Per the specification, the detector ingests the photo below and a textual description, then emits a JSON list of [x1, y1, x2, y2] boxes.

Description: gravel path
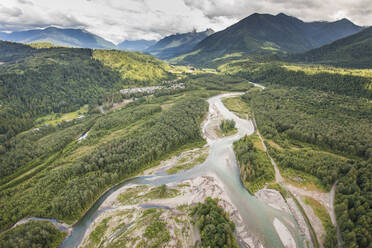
[[330, 181, 343, 248]]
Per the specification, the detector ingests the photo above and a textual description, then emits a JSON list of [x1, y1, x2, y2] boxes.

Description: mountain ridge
[[0, 27, 117, 50], [177, 13, 364, 65]]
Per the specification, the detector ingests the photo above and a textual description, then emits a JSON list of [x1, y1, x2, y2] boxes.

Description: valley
[[13, 91, 311, 248], [0, 4, 371, 248]]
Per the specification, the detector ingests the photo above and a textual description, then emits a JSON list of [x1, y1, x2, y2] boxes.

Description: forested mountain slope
[[0, 41, 174, 143], [0, 27, 117, 49], [146, 29, 214, 59], [290, 27, 372, 68], [177, 13, 363, 66], [0, 41, 37, 61]]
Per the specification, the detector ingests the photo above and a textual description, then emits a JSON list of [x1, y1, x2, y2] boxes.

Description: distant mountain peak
[[205, 28, 215, 35], [146, 28, 214, 60], [336, 18, 354, 25], [340, 18, 351, 22], [276, 13, 289, 17]]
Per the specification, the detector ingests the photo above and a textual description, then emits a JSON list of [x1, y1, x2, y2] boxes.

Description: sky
[[0, 0, 371, 44]]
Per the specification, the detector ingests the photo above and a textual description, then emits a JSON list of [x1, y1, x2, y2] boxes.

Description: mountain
[[291, 27, 372, 68], [117, 39, 157, 51], [302, 18, 366, 48], [146, 28, 214, 60], [178, 13, 363, 65], [0, 27, 117, 49]]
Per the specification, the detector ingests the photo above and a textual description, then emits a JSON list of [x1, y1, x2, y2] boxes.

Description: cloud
[[0, 5, 23, 17], [17, 0, 33, 5], [0, 0, 370, 43], [184, 0, 257, 19], [183, 0, 372, 25], [0, 8, 86, 32]]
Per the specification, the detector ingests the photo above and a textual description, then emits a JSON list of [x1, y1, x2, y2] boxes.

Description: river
[[14, 91, 306, 247]]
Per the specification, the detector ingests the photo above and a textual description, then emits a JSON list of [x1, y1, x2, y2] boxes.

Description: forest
[[243, 86, 371, 159], [191, 197, 238, 248], [233, 134, 274, 193], [242, 85, 371, 248], [0, 96, 208, 235], [0, 117, 95, 180]]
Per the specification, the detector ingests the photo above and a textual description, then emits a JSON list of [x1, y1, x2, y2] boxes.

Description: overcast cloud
[[0, 0, 371, 43]]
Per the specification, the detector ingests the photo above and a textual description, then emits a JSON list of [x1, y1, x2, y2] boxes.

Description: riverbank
[[80, 174, 264, 247], [273, 218, 297, 248]]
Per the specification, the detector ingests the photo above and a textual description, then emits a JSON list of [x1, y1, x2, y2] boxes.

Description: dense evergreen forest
[[243, 87, 371, 159], [0, 221, 65, 248], [0, 41, 37, 61], [233, 134, 274, 193], [242, 84, 371, 247], [191, 197, 238, 248], [232, 62, 371, 99], [0, 117, 97, 180]]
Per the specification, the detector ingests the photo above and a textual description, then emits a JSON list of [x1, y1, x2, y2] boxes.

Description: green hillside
[[0, 41, 174, 142], [290, 27, 372, 68], [93, 50, 173, 83], [0, 41, 37, 61]]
